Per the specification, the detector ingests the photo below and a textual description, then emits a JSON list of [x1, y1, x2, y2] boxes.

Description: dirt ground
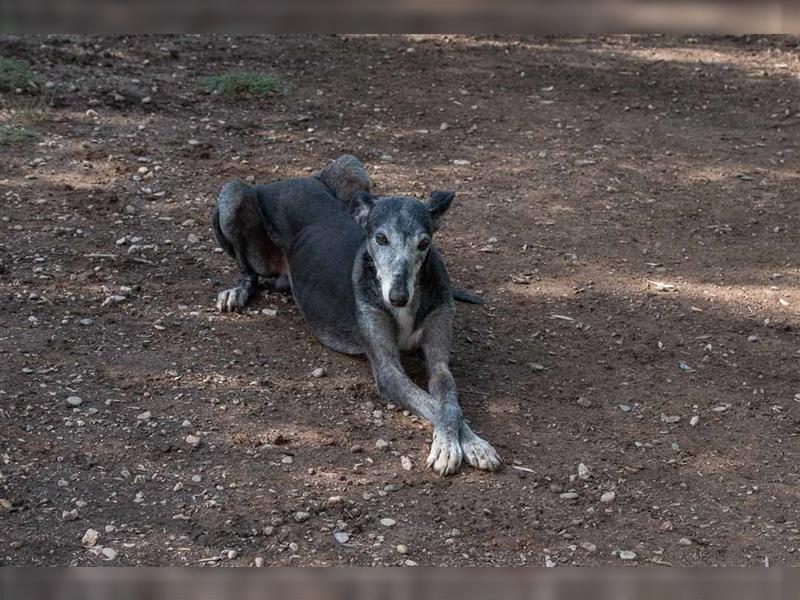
[[1, 34, 800, 567]]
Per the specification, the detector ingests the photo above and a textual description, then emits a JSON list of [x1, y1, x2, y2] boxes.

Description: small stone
[[350, 445, 364, 454], [404, 559, 418, 567], [136, 411, 152, 421], [578, 463, 591, 480], [679, 537, 693, 546], [187, 139, 201, 146], [185, 435, 201, 447], [66, 396, 83, 407], [79, 318, 94, 326], [576, 397, 592, 408], [191, 475, 202, 483], [294, 511, 310, 523], [254, 557, 265, 567], [690, 415, 700, 427], [310, 367, 326, 378], [375, 438, 389, 450], [62, 509, 78, 521], [452, 159, 471, 166], [82, 528, 99, 547], [187, 233, 200, 244], [380, 517, 397, 527], [661, 520, 674, 531], [560, 492, 579, 500], [57, 479, 68, 488], [288, 542, 299, 552], [173, 482, 184, 492], [529, 362, 546, 372], [619, 404, 631, 412], [400, 455, 412, 471], [281, 455, 294, 464], [396, 544, 409, 554], [226, 550, 238, 559], [619, 550, 637, 561], [101, 547, 118, 560], [747, 335, 759, 342], [105, 525, 116, 533], [579, 541, 597, 553], [334, 532, 350, 544], [440, 122, 449, 130], [600, 491, 616, 503]]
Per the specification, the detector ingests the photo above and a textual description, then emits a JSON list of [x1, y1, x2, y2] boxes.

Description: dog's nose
[[389, 289, 409, 307]]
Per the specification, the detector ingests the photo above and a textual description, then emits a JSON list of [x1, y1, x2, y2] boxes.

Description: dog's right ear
[[348, 191, 375, 227]]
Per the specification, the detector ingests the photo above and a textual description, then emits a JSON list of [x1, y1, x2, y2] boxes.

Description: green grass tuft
[[0, 124, 37, 147], [202, 72, 281, 96], [0, 57, 40, 91]]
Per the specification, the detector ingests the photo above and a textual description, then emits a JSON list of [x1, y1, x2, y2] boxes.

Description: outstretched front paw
[[216, 287, 249, 312], [426, 430, 463, 476], [461, 427, 501, 472]]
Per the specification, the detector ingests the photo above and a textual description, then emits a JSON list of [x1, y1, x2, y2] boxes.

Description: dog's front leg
[[423, 308, 501, 472], [361, 309, 463, 475]]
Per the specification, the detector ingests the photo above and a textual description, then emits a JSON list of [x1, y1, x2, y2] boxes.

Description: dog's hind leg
[[213, 181, 287, 312]]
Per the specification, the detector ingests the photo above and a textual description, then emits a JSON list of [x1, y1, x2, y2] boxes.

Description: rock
[[185, 435, 201, 447], [82, 528, 99, 547], [101, 547, 118, 560], [281, 455, 294, 464], [578, 463, 591, 480], [334, 532, 350, 544], [310, 367, 326, 378], [452, 159, 471, 166], [529, 362, 546, 372], [576, 397, 592, 408], [254, 557, 265, 567], [560, 492, 579, 500], [401, 455, 412, 471], [679, 537, 693, 546], [350, 445, 364, 454], [396, 544, 409, 554], [747, 335, 759, 342], [600, 491, 616, 503], [187, 139, 201, 146], [380, 517, 397, 527], [294, 511, 310, 523], [66, 396, 83, 407], [226, 550, 238, 559], [79, 318, 94, 326], [375, 438, 389, 450], [661, 520, 674, 531], [690, 415, 700, 427], [579, 541, 597, 553], [619, 550, 637, 561], [187, 233, 200, 244], [136, 411, 152, 421], [619, 404, 631, 412], [404, 559, 418, 567], [62, 509, 78, 521], [101, 295, 126, 307]]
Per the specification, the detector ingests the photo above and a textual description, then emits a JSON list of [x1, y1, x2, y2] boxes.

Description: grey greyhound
[[211, 155, 500, 475]]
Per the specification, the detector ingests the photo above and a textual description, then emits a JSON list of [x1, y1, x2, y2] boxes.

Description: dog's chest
[[391, 305, 423, 350]]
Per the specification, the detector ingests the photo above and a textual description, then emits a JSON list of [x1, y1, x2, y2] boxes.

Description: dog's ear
[[426, 191, 455, 231], [348, 191, 375, 228]]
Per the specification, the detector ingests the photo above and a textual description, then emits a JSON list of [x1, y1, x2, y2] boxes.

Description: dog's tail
[[314, 154, 371, 205], [452, 288, 485, 305]]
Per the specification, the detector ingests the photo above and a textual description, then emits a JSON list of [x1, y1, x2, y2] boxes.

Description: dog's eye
[[417, 239, 430, 251], [375, 233, 389, 245]]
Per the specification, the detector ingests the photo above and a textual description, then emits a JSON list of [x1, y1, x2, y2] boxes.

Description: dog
[[211, 155, 500, 475]]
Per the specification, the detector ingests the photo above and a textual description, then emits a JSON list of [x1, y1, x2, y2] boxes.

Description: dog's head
[[350, 191, 454, 308]]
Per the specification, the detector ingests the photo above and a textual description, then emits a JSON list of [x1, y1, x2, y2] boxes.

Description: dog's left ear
[[348, 191, 375, 228], [426, 191, 455, 231]]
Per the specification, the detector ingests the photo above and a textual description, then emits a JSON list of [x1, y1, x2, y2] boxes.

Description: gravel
[[66, 396, 83, 407]]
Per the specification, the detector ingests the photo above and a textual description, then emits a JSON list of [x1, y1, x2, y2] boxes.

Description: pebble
[[661, 520, 674, 531], [579, 541, 597, 553], [294, 511, 311, 523], [375, 439, 389, 450], [310, 367, 326, 378], [679, 537, 693, 546], [136, 411, 152, 421], [334, 532, 350, 544], [79, 318, 94, 326], [578, 463, 591, 480], [690, 415, 700, 427], [747, 335, 759, 342], [281, 455, 294, 464], [101, 547, 118, 560], [560, 492, 579, 500], [576, 397, 592, 408], [380, 517, 397, 527], [185, 435, 201, 447], [62, 509, 78, 521], [226, 550, 238, 559], [452, 159, 471, 166], [600, 491, 616, 503], [82, 528, 99, 547], [619, 550, 637, 561], [619, 404, 631, 412], [400, 456, 412, 471], [66, 396, 83, 407], [396, 544, 409, 554], [254, 557, 265, 567], [187, 233, 200, 244]]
